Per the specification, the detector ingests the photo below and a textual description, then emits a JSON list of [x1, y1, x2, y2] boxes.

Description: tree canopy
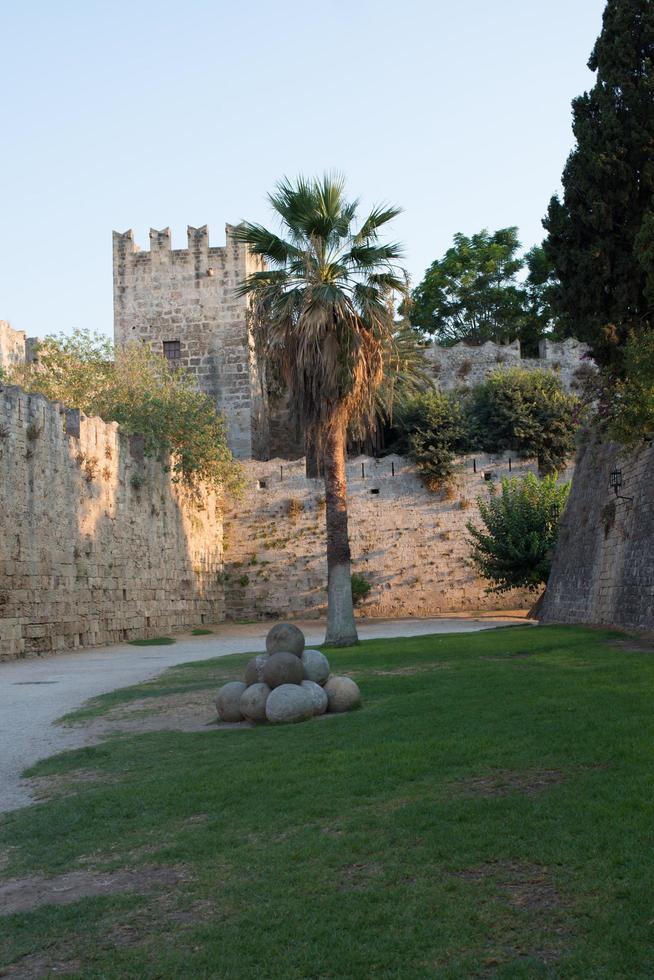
[[407, 228, 558, 355], [543, 0, 654, 368]]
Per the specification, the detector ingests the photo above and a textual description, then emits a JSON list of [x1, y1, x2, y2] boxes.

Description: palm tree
[[236, 174, 407, 646]]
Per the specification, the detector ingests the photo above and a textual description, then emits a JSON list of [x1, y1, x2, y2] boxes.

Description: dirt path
[[0, 615, 528, 813]]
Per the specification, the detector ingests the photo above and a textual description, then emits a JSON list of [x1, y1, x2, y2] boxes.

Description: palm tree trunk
[[323, 419, 358, 647]]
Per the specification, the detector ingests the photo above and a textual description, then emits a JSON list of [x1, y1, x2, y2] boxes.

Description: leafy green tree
[[407, 228, 535, 348], [604, 329, 654, 443], [8, 330, 242, 495], [393, 390, 469, 487], [235, 175, 406, 646], [524, 245, 568, 348], [543, 0, 654, 368], [467, 368, 579, 473], [467, 473, 570, 593]]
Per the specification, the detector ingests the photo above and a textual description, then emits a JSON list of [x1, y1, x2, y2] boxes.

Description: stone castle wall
[[0, 385, 224, 661], [0, 322, 28, 373], [425, 337, 592, 394], [541, 438, 654, 632], [113, 224, 268, 460], [222, 453, 548, 622]]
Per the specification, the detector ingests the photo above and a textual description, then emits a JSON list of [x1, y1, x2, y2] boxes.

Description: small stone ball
[[265, 683, 314, 724], [265, 623, 305, 658], [301, 648, 330, 686], [324, 676, 362, 714], [240, 682, 271, 723], [215, 681, 247, 722], [262, 651, 305, 689], [244, 653, 269, 687], [301, 679, 328, 716]]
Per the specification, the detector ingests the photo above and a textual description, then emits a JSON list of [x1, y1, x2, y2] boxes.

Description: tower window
[[163, 340, 181, 364]]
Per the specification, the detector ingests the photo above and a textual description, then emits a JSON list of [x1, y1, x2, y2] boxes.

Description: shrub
[[351, 573, 372, 606], [8, 330, 243, 496], [466, 473, 570, 593], [604, 330, 654, 444], [393, 390, 469, 487], [467, 367, 578, 473]]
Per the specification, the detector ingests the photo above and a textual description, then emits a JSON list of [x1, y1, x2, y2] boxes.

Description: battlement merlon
[[112, 224, 255, 262]]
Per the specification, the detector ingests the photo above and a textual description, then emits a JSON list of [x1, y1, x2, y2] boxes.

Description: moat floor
[[0, 614, 529, 813]]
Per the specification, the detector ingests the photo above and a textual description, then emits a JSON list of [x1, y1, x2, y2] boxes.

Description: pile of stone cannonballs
[[214, 623, 361, 725]]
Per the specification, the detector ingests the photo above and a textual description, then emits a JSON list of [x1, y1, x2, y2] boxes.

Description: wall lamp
[[609, 467, 633, 502]]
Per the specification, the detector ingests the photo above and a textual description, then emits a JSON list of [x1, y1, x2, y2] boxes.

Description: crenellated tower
[[112, 223, 269, 460]]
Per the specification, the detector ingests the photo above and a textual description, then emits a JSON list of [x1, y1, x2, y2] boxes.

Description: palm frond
[[354, 205, 403, 244], [232, 223, 299, 265], [237, 173, 407, 442]]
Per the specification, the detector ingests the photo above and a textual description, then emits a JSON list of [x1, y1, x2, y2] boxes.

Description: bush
[[8, 330, 243, 496], [604, 330, 654, 444], [393, 390, 469, 486], [466, 473, 570, 593], [467, 367, 578, 473], [351, 573, 372, 606]]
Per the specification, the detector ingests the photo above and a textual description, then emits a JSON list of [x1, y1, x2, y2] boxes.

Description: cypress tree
[[543, 0, 654, 367]]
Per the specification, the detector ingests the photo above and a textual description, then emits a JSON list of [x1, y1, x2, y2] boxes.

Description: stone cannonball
[[265, 683, 314, 724], [215, 681, 247, 722], [240, 682, 271, 723], [301, 679, 328, 716], [244, 653, 269, 687], [301, 648, 330, 686], [324, 676, 362, 714], [265, 623, 305, 658], [262, 651, 305, 689]]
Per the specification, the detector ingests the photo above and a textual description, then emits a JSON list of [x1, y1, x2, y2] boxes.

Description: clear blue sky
[[1, 0, 606, 340]]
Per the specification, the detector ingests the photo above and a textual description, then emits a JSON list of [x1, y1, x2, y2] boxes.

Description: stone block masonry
[[425, 337, 592, 394], [0, 385, 224, 660], [0, 321, 36, 373], [222, 453, 547, 621], [113, 224, 269, 460], [541, 439, 654, 631]]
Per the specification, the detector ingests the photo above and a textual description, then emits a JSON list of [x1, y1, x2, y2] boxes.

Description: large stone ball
[[244, 653, 269, 687], [324, 676, 362, 714], [240, 682, 271, 723], [215, 681, 247, 722], [265, 683, 314, 724], [301, 679, 328, 716], [301, 648, 330, 686], [265, 623, 305, 658], [262, 651, 304, 689]]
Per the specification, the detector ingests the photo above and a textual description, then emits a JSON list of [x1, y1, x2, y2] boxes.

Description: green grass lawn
[[2, 625, 653, 978]]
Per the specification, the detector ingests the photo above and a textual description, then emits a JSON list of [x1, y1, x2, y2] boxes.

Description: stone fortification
[[0, 321, 34, 373], [541, 439, 654, 632], [113, 224, 268, 460], [425, 337, 591, 393], [0, 385, 224, 660], [222, 453, 545, 621]]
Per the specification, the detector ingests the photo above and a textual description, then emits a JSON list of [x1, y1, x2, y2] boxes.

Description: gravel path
[[0, 615, 527, 813]]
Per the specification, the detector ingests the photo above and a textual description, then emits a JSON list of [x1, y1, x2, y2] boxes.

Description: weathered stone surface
[[113, 225, 268, 460], [301, 649, 330, 686], [222, 453, 557, 624], [240, 682, 271, 723], [301, 679, 328, 715], [262, 651, 304, 688], [541, 437, 654, 632], [215, 681, 247, 722], [244, 654, 269, 686], [0, 386, 225, 662], [265, 683, 314, 724], [324, 676, 361, 713], [265, 623, 305, 657]]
